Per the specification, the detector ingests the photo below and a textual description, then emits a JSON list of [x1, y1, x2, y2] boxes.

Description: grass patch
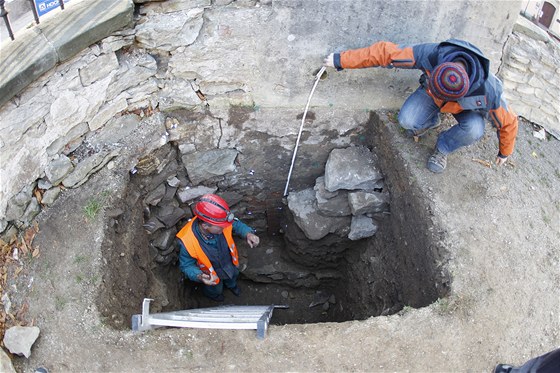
[[83, 199, 102, 219], [55, 295, 67, 311], [388, 110, 399, 124], [74, 254, 87, 264], [90, 274, 100, 284], [434, 297, 456, 315], [399, 305, 414, 314], [83, 190, 111, 220], [542, 208, 551, 225]]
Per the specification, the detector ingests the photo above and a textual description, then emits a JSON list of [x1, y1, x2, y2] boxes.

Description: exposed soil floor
[[4, 111, 560, 372]]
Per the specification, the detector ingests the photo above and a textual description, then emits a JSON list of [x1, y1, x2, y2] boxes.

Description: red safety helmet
[[193, 194, 234, 227]]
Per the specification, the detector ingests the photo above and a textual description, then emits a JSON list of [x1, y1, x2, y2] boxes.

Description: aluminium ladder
[[132, 298, 288, 339]]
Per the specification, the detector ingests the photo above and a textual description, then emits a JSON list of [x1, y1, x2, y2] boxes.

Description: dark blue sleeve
[[232, 219, 254, 238], [411, 43, 440, 70], [178, 240, 203, 282], [334, 53, 343, 71]]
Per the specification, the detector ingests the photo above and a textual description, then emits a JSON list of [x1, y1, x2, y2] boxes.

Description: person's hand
[[495, 155, 508, 167], [198, 272, 218, 285], [246, 232, 260, 248], [323, 53, 335, 68]]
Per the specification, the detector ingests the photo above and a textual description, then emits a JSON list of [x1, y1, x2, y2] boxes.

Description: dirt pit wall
[[96, 110, 450, 327]]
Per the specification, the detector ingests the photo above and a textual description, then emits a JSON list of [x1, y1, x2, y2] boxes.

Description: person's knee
[[464, 119, 485, 143], [397, 110, 416, 130]]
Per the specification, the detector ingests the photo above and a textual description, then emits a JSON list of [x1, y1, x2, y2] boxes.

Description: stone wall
[[499, 16, 560, 139], [0, 0, 523, 231]]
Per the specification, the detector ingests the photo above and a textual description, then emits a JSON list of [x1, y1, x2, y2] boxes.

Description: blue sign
[[34, 0, 71, 17]]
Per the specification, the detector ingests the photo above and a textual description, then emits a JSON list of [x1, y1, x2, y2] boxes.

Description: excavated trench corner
[[96, 111, 450, 328]]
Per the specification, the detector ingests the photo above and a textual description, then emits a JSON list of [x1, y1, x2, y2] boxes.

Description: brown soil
[[3, 111, 559, 372]]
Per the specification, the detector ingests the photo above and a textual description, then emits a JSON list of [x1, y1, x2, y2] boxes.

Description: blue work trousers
[[203, 269, 239, 299], [398, 87, 486, 154]]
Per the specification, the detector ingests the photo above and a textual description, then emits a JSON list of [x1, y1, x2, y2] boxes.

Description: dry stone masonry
[[500, 16, 560, 139], [130, 144, 240, 266], [287, 146, 389, 242], [0, 0, 554, 242]]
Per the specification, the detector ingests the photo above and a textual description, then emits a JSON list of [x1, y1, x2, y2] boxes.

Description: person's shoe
[[228, 285, 241, 297], [405, 116, 442, 138], [427, 148, 447, 173], [494, 364, 514, 373], [206, 293, 225, 302]]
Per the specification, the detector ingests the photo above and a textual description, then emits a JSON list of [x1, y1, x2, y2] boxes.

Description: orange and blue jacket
[[333, 39, 518, 157], [176, 217, 239, 285]]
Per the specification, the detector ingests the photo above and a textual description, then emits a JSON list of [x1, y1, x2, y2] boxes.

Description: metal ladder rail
[[132, 299, 288, 339]]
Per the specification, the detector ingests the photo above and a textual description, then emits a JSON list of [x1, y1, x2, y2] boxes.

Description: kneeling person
[[177, 194, 260, 302]]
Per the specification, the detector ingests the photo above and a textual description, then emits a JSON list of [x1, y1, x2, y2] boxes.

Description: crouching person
[[177, 194, 260, 302]]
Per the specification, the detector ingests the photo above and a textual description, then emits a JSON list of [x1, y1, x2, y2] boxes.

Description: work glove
[[246, 232, 260, 248], [323, 53, 335, 68], [495, 155, 508, 166], [198, 272, 218, 286]]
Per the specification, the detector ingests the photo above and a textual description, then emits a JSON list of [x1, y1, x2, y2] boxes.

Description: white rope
[[283, 66, 326, 197]]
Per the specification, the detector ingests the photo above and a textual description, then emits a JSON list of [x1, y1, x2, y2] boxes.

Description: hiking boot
[[405, 116, 441, 138], [206, 293, 225, 302], [493, 364, 514, 373], [427, 148, 447, 173], [228, 285, 241, 297]]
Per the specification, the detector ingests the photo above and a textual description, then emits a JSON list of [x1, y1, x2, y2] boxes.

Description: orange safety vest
[[176, 217, 239, 285]]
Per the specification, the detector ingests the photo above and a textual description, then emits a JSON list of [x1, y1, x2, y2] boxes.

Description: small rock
[[156, 206, 187, 228], [2, 293, 11, 313], [144, 184, 166, 206], [176, 185, 218, 204], [152, 229, 178, 251], [3, 326, 40, 358], [348, 215, 378, 240], [533, 127, 546, 140], [41, 187, 62, 206], [143, 217, 165, 234], [45, 155, 74, 185], [37, 179, 52, 190], [309, 291, 330, 308], [155, 253, 175, 265], [106, 208, 124, 218], [0, 348, 16, 373], [217, 191, 243, 207], [167, 176, 181, 188], [136, 154, 160, 175], [281, 291, 289, 298]]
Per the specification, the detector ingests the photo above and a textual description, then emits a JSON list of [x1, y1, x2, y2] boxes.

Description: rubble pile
[[286, 146, 390, 243]]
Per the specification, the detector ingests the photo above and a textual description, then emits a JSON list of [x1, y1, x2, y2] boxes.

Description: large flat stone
[[0, 29, 57, 108], [38, 0, 133, 63], [324, 146, 383, 192], [287, 188, 351, 241], [182, 149, 238, 185], [0, 0, 133, 108]]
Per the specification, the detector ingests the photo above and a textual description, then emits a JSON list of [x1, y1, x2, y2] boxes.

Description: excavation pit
[[95, 110, 451, 328]]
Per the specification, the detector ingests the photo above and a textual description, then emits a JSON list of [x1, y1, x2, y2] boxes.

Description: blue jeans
[[398, 87, 486, 154], [203, 268, 239, 299]]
